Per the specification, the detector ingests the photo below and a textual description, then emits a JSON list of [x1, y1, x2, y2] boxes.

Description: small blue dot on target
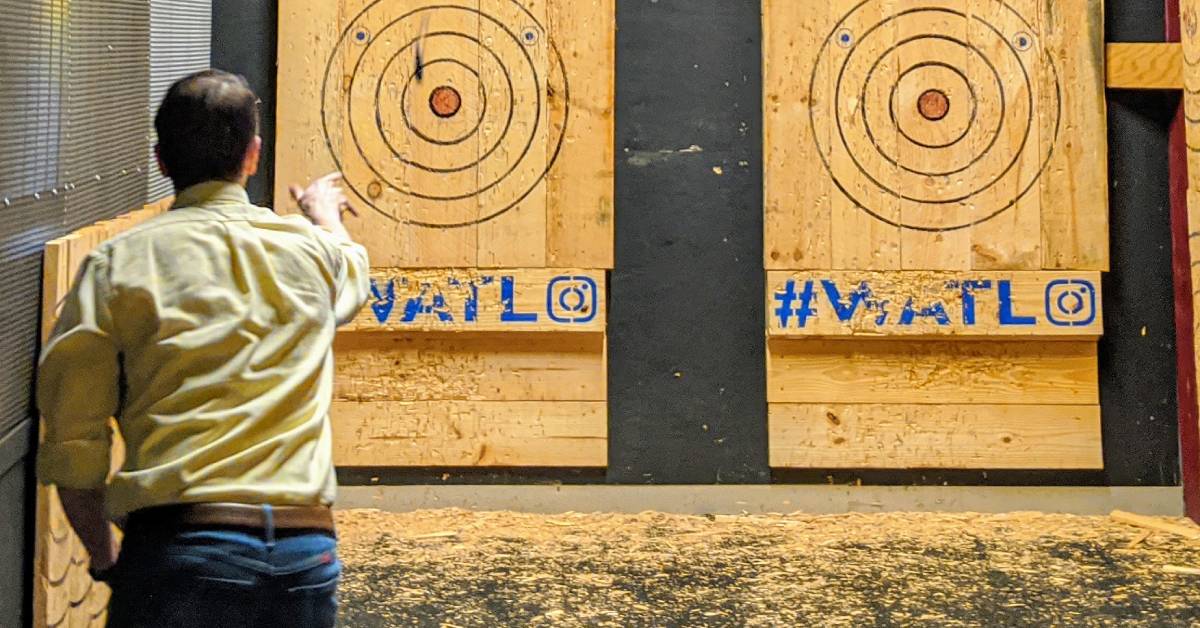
[[1014, 32, 1032, 50], [836, 29, 853, 48], [522, 28, 538, 45], [355, 30, 369, 43]]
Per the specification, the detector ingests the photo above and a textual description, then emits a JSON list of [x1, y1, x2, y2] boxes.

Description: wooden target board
[[277, 0, 614, 268], [277, 0, 613, 469], [765, 0, 1107, 271], [763, 0, 1107, 471]]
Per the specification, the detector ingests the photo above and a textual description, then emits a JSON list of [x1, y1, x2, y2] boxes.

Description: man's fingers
[[317, 171, 343, 186], [341, 200, 360, 218], [288, 185, 304, 203]]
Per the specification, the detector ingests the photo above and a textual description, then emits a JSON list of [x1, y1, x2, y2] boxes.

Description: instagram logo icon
[[547, 276, 598, 324], [1044, 279, 1097, 327]]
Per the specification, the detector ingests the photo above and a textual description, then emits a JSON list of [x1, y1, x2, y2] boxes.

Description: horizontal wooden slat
[[331, 401, 607, 467], [333, 332, 606, 402], [1106, 42, 1182, 90], [767, 271, 1103, 338], [768, 339, 1098, 405], [769, 403, 1103, 469], [345, 268, 605, 333]]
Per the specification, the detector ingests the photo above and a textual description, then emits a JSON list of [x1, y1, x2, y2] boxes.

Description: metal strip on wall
[[148, 0, 212, 200], [61, 0, 151, 233]]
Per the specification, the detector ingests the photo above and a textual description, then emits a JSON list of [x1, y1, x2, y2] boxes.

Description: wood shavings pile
[[335, 509, 1200, 626]]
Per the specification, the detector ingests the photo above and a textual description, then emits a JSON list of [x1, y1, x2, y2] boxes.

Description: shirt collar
[[171, 181, 251, 210]]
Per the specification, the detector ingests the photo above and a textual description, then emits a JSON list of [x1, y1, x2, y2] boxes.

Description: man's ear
[[243, 136, 263, 178], [154, 145, 169, 178]]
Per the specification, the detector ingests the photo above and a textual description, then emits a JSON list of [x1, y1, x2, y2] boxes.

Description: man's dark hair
[[155, 70, 259, 190]]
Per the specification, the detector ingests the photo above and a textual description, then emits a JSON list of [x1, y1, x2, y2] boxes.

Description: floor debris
[[336, 509, 1200, 626]]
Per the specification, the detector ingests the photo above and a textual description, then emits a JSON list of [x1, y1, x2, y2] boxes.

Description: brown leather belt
[[127, 503, 335, 534]]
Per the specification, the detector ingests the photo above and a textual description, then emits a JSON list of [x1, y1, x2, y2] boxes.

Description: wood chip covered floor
[[335, 509, 1200, 626]]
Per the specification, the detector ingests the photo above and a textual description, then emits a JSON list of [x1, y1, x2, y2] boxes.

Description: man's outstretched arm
[[291, 172, 371, 325]]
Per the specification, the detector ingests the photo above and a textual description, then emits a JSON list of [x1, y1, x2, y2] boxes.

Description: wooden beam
[[1106, 42, 1183, 90], [769, 403, 1103, 469], [767, 339, 1099, 406], [343, 268, 606, 334], [333, 332, 606, 402], [330, 400, 608, 467], [767, 271, 1103, 339]]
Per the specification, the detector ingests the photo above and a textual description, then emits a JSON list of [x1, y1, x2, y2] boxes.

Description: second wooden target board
[[277, 0, 614, 268], [764, 0, 1107, 271]]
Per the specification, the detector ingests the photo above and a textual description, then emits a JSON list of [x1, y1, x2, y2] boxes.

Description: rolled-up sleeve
[[36, 251, 120, 489], [317, 228, 371, 326]]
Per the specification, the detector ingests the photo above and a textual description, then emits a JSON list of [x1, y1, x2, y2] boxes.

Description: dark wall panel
[[212, 0, 278, 206], [608, 0, 768, 484], [0, 458, 30, 627], [1100, 107, 1179, 483]]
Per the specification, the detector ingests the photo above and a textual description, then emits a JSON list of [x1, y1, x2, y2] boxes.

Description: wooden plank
[[1111, 510, 1200, 539], [763, 0, 832, 270], [898, 3, 971, 270], [330, 400, 607, 466], [768, 403, 1103, 469], [34, 202, 168, 628], [767, 270, 1103, 337], [767, 338, 1099, 405], [1040, 0, 1109, 270], [477, 0, 548, 267], [828, 0, 901, 271], [1182, 0, 1200, 523], [334, 332, 606, 401], [545, 0, 615, 268], [344, 268, 605, 333], [1106, 43, 1183, 90], [275, 0, 615, 269]]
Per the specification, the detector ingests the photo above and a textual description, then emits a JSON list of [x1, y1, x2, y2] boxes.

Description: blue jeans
[[104, 506, 341, 628]]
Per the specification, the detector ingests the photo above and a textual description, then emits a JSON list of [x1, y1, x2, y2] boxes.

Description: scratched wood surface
[[763, 0, 1108, 272], [763, 0, 1105, 469], [767, 339, 1099, 406], [330, 400, 607, 466], [334, 332, 606, 402], [275, 0, 614, 269], [33, 199, 171, 628], [346, 268, 605, 333], [767, 270, 1103, 338], [769, 403, 1103, 469], [334, 267, 608, 467], [767, 337, 1102, 468]]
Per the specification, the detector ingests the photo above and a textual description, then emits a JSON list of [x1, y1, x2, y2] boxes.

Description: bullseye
[[917, 89, 950, 121], [429, 85, 462, 118]]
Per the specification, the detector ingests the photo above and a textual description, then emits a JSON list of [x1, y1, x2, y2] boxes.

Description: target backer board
[[276, 0, 614, 269], [277, 0, 613, 468], [763, 0, 1106, 470]]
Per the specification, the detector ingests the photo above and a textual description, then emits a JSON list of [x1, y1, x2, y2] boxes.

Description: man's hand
[[58, 488, 120, 573], [289, 172, 358, 238]]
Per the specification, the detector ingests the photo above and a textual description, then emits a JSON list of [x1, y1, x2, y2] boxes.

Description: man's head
[[155, 70, 262, 191]]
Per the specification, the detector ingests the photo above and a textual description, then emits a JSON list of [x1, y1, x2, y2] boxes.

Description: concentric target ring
[[321, 1, 571, 229], [367, 33, 513, 173], [809, 0, 1061, 232], [394, 58, 488, 148]]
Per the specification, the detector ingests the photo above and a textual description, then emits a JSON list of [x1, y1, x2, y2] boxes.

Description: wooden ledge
[[1107, 42, 1182, 90]]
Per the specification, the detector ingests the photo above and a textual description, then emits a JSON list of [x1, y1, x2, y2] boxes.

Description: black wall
[[607, 1, 768, 484], [212, 0, 278, 206], [214, 0, 1183, 488]]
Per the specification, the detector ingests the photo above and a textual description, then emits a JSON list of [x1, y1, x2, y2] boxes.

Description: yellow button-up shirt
[[36, 181, 370, 519]]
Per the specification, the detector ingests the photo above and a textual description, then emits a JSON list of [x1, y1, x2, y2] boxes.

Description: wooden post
[[1172, 0, 1200, 523]]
